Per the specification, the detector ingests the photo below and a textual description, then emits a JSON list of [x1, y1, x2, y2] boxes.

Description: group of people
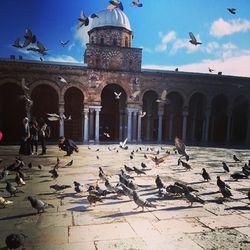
[[19, 117, 79, 157], [19, 117, 50, 155]]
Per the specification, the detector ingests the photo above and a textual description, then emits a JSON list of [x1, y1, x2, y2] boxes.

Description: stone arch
[[29, 79, 60, 96], [0, 81, 26, 143], [187, 92, 207, 142], [167, 88, 188, 107], [164, 91, 184, 140], [61, 83, 88, 104], [31, 84, 59, 140], [100, 83, 127, 141], [231, 95, 248, 144], [64, 87, 84, 140], [210, 94, 228, 143], [141, 90, 158, 141]]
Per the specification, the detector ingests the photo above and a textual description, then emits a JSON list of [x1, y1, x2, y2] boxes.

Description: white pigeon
[[130, 0, 143, 7], [114, 91, 122, 99], [130, 90, 140, 101], [104, 133, 110, 138], [119, 138, 128, 149], [156, 90, 168, 103], [0, 196, 13, 207], [139, 111, 146, 118], [57, 76, 68, 84], [21, 78, 29, 91]]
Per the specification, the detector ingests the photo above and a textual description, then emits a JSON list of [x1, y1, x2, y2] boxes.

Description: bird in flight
[[208, 67, 214, 73], [228, 8, 236, 14], [107, 0, 124, 11], [57, 76, 68, 84], [59, 40, 70, 47], [189, 32, 202, 46], [114, 91, 122, 99], [156, 90, 168, 104], [130, 0, 143, 7]]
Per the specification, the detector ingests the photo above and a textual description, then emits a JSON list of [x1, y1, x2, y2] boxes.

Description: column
[[127, 108, 132, 143], [182, 110, 188, 141], [119, 110, 123, 141], [137, 110, 142, 143], [25, 104, 31, 120], [59, 103, 65, 137], [94, 106, 101, 144], [190, 116, 196, 141], [132, 110, 137, 143], [168, 113, 174, 140], [89, 108, 95, 141], [157, 111, 163, 143], [226, 108, 232, 144], [83, 108, 89, 143]]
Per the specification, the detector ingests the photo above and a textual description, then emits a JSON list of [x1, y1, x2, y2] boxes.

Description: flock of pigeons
[[1, 136, 250, 248]]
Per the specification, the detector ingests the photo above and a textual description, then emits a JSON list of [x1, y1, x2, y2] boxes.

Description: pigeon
[[50, 184, 71, 192], [87, 194, 103, 205], [0, 196, 13, 208], [57, 76, 68, 84], [120, 169, 134, 179], [222, 162, 230, 172], [36, 41, 48, 55], [220, 186, 233, 199], [189, 32, 202, 46], [248, 190, 250, 202], [175, 182, 198, 193], [65, 160, 73, 167], [201, 168, 211, 181], [12, 38, 22, 48], [5, 181, 24, 197], [59, 40, 70, 47], [178, 159, 192, 171], [120, 183, 134, 199], [24, 28, 36, 43], [132, 191, 156, 211], [228, 8, 236, 14], [28, 162, 33, 169], [208, 67, 214, 72], [107, 0, 124, 11], [21, 78, 29, 91], [15, 173, 25, 186], [155, 175, 165, 190], [19, 94, 33, 107], [128, 180, 138, 190], [144, 154, 148, 159], [233, 155, 241, 162], [133, 166, 146, 175], [27, 196, 54, 213], [231, 172, 247, 181], [105, 179, 116, 192], [119, 174, 129, 186], [166, 184, 184, 196], [217, 176, 231, 189], [174, 137, 189, 161], [104, 132, 110, 138], [40, 57, 43, 61], [124, 165, 134, 173], [139, 111, 146, 118], [38, 164, 43, 170], [78, 10, 89, 28], [183, 188, 205, 206], [114, 91, 122, 99], [242, 166, 250, 177], [73, 181, 84, 193], [130, 155, 133, 160], [99, 167, 108, 181], [130, 90, 140, 101], [90, 13, 99, 18], [5, 233, 27, 250], [156, 90, 168, 103], [150, 155, 168, 167], [120, 138, 128, 149], [141, 162, 147, 169], [130, 0, 143, 7], [49, 168, 58, 179]]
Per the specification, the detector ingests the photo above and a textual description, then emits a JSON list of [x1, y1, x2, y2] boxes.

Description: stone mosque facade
[[1, 8, 250, 146]]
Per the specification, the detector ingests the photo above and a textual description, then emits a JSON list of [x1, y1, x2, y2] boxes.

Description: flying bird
[[21, 78, 29, 91], [130, 90, 140, 101], [174, 137, 189, 161], [23, 28, 36, 48], [120, 138, 128, 149], [156, 90, 168, 103], [208, 67, 214, 72], [150, 155, 168, 167], [0, 196, 13, 208], [228, 8, 236, 14], [130, 0, 143, 7], [57, 76, 68, 84], [36, 41, 48, 55], [78, 10, 89, 27], [114, 91, 122, 99], [189, 32, 202, 46], [12, 38, 22, 48], [20, 94, 33, 107], [59, 40, 70, 47], [107, 0, 124, 11], [139, 111, 146, 118]]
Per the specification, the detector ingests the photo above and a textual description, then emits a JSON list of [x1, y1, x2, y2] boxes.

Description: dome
[[90, 8, 131, 31]]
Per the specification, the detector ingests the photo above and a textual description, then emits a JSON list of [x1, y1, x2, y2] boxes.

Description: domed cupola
[[88, 8, 132, 48], [84, 8, 142, 72]]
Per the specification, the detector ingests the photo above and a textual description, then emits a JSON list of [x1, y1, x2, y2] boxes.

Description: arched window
[[125, 37, 128, 47]]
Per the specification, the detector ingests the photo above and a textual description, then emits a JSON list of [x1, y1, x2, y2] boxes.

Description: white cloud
[[47, 55, 81, 63], [155, 31, 176, 52], [210, 18, 250, 37], [142, 52, 250, 77]]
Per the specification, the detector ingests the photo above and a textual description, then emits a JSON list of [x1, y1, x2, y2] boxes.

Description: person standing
[[39, 119, 50, 155], [19, 117, 31, 155], [30, 120, 39, 155]]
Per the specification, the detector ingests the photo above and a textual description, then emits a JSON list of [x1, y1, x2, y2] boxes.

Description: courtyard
[[0, 144, 250, 250]]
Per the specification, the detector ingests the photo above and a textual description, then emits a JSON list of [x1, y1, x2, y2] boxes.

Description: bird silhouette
[[228, 8, 236, 14], [189, 32, 202, 46]]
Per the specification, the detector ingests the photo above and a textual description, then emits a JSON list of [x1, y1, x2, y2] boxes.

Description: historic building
[[1, 8, 250, 145]]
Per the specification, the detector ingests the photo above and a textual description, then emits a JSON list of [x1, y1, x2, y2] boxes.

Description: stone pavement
[[0, 144, 250, 250]]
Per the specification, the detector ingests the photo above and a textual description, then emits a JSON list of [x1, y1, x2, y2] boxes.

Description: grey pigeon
[[233, 155, 241, 162], [189, 32, 202, 46], [222, 162, 230, 172], [27, 196, 54, 213], [175, 182, 198, 193], [166, 184, 184, 196], [220, 186, 233, 199], [65, 160, 73, 167], [74, 181, 84, 193], [217, 176, 231, 189], [5, 181, 24, 197], [87, 194, 103, 205], [174, 137, 189, 161], [124, 165, 134, 173], [183, 189, 205, 206], [202, 168, 211, 181], [132, 190, 156, 211], [50, 184, 71, 191], [133, 166, 146, 175], [155, 175, 165, 190], [231, 172, 247, 181]]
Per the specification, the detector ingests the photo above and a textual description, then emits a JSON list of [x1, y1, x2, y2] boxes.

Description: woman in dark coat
[[19, 117, 31, 155]]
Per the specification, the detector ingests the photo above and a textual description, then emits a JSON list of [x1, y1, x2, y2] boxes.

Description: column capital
[[158, 110, 164, 116], [127, 107, 138, 113]]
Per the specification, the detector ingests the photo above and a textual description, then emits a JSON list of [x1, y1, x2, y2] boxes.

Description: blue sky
[[1, 0, 250, 76]]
